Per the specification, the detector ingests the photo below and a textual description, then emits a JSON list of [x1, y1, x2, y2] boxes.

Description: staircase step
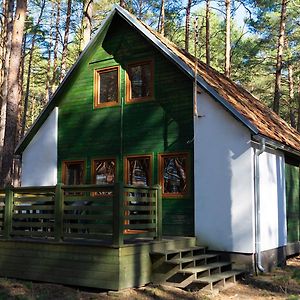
[[167, 254, 217, 265], [179, 261, 231, 275], [151, 246, 206, 256], [194, 270, 243, 284]]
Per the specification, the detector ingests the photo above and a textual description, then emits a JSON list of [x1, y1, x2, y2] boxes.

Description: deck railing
[[0, 183, 162, 246]]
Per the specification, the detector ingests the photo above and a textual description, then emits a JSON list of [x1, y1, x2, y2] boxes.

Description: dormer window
[[126, 60, 153, 102], [94, 66, 119, 108]]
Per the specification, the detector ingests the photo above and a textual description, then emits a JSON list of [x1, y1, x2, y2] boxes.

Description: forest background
[[0, 0, 298, 186]]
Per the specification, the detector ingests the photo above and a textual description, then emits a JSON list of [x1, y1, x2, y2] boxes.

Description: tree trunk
[[51, 0, 61, 93], [185, 0, 192, 52], [21, 0, 46, 137], [46, 1, 55, 101], [60, 0, 72, 82], [273, 0, 287, 114], [81, 0, 93, 51], [224, 0, 231, 77], [159, 0, 165, 36], [120, 0, 126, 8], [287, 63, 296, 128], [205, 0, 211, 66], [0, 0, 27, 186], [0, 0, 15, 166]]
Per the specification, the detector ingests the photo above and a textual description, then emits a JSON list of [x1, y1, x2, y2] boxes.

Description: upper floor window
[[94, 66, 119, 108], [62, 160, 85, 185], [126, 60, 153, 102]]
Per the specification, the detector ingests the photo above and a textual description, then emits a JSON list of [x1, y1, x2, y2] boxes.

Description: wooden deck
[[0, 183, 170, 290]]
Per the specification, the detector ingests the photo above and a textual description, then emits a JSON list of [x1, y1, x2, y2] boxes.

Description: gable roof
[[16, 5, 300, 156]]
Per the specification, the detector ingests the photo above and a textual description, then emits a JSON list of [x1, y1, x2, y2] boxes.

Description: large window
[[94, 66, 119, 108], [125, 155, 152, 186], [92, 159, 116, 185], [126, 60, 153, 102], [159, 153, 189, 197], [62, 160, 85, 185]]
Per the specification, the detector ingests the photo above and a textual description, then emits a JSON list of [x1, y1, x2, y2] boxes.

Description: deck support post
[[154, 185, 162, 241], [4, 185, 13, 239], [113, 182, 124, 246], [54, 183, 64, 242]]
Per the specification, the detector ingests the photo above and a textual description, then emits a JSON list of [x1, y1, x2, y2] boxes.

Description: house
[[6, 4, 300, 288]]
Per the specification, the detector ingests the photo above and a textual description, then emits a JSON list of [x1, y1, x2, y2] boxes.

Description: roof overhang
[[252, 134, 300, 158]]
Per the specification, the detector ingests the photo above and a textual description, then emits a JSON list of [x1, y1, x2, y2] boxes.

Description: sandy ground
[[0, 256, 300, 299]]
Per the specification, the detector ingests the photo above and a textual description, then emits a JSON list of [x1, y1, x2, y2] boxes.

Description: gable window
[[92, 159, 116, 185], [159, 153, 189, 197], [62, 160, 85, 185], [94, 66, 119, 108], [126, 60, 153, 102], [125, 155, 152, 186]]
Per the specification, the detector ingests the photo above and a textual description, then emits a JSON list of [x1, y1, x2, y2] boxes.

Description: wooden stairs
[[151, 245, 243, 290]]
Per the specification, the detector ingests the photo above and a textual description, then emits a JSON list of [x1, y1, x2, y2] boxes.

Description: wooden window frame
[[62, 160, 85, 185], [91, 157, 117, 185], [126, 60, 154, 103], [158, 152, 189, 198], [124, 154, 153, 186], [94, 66, 120, 109]]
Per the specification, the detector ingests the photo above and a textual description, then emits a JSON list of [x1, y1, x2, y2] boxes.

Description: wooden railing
[[0, 183, 162, 246]]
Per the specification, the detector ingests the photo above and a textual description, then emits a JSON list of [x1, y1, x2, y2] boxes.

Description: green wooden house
[[0, 4, 299, 290]]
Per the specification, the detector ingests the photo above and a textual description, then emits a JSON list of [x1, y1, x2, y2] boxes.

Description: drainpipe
[[254, 137, 266, 273]]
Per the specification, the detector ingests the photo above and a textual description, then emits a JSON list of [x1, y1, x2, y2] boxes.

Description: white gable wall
[[194, 90, 287, 254], [194, 91, 255, 253], [21, 108, 58, 186], [258, 148, 287, 251]]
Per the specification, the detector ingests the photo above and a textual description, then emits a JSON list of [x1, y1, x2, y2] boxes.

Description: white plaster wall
[[258, 148, 287, 251], [194, 91, 255, 253], [21, 108, 58, 186]]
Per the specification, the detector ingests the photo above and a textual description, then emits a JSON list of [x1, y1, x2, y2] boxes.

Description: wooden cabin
[[0, 5, 299, 290]]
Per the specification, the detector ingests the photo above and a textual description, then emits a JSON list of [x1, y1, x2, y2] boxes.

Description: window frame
[[94, 66, 120, 109], [158, 152, 190, 198], [124, 154, 153, 187], [126, 60, 154, 103], [62, 160, 85, 185], [91, 157, 117, 185]]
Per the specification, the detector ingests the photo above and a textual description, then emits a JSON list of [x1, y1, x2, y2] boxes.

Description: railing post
[[113, 182, 124, 246], [154, 184, 162, 241], [54, 183, 64, 242], [4, 185, 13, 239]]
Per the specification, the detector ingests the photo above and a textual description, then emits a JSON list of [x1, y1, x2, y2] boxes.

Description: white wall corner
[[21, 107, 58, 187]]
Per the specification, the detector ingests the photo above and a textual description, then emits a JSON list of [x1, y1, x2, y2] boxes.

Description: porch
[[0, 183, 169, 290]]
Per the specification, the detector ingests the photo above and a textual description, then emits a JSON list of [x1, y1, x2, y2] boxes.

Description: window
[[62, 161, 85, 185], [159, 153, 189, 197], [126, 60, 153, 102], [125, 155, 152, 186], [92, 159, 116, 185], [94, 66, 119, 108]]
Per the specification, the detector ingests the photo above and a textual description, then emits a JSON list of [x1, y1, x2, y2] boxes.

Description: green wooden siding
[[285, 160, 300, 243], [57, 16, 194, 236]]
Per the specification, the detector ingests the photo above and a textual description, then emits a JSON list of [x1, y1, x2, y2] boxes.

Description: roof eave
[[253, 134, 300, 158]]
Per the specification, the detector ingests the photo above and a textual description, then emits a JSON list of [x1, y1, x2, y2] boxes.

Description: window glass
[[94, 67, 119, 107], [160, 154, 188, 195], [63, 161, 84, 185], [127, 61, 152, 101], [126, 156, 151, 186], [93, 159, 116, 185]]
